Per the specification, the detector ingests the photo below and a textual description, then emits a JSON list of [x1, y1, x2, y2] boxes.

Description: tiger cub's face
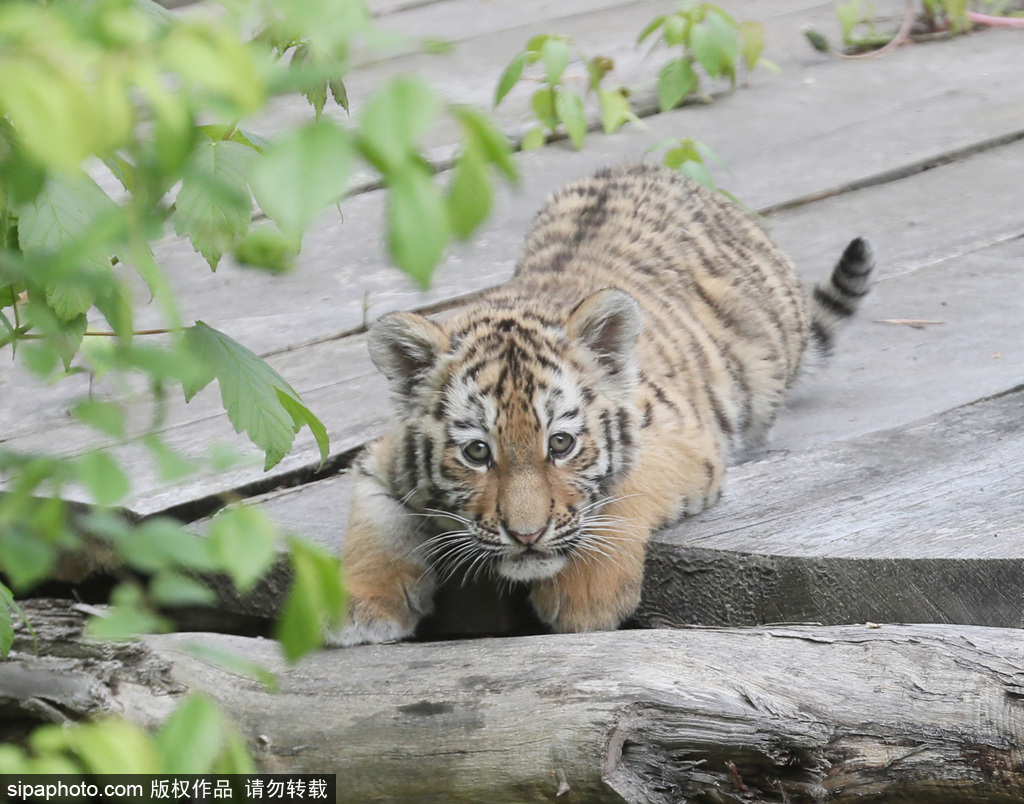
[[369, 290, 643, 583]]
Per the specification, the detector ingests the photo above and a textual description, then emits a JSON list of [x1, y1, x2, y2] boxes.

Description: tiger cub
[[330, 162, 873, 646]]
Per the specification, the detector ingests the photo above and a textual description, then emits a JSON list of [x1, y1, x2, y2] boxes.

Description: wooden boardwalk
[[2, 0, 1022, 632]]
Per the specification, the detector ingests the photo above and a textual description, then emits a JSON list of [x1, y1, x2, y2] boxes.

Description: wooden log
[[4, 601, 1024, 803]]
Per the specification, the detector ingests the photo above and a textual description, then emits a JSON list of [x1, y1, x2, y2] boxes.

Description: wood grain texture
[[638, 385, 1024, 630], [6, 603, 1024, 803]]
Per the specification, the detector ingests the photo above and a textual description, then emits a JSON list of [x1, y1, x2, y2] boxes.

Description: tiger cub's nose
[[504, 522, 548, 546]]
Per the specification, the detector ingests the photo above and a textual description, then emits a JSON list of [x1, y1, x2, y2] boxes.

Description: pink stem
[[967, 10, 1024, 27]]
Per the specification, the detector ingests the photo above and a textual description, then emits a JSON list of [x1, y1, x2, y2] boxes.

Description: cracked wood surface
[[5, 602, 1024, 803]]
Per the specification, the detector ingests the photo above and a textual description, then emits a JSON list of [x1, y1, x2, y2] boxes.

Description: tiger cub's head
[[369, 289, 642, 583]]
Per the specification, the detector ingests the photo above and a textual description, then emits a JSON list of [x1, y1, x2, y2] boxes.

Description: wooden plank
[[150, 28, 1024, 357], [5, 140, 1024, 518], [9, 606, 1024, 802], [637, 384, 1024, 630], [6, 15, 1024, 516]]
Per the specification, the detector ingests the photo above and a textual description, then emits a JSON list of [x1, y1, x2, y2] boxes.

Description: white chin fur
[[497, 553, 567, 582]]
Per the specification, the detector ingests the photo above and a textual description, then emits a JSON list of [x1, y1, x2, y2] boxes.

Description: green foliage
[[495, 34, 639, 150], [813, 0, 978, 56], [832, 0, 897, 47], [183, 322, 329, 471], [0, 0, 518, 647], [0, 582, 31, 660], [0, 695, 253, 774], [275, 538, 345, 662], [648, 137, 733, 196], [638, 2, 771, 111], [0, 0, 520, 770]]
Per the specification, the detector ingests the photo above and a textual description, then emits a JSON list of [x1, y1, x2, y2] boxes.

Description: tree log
[[3, 602, 1024, 803]]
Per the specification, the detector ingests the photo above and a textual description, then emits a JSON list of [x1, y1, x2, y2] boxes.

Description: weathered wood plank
[[5, 13, 1024, 518], [7, 605, 1024, 803], [152, 27, 1024, 357], [5, 139, 1024, 519], [637, 384, 1024, 630]]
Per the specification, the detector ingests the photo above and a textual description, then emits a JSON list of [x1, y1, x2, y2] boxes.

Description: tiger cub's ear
[[368, 312, 448, 404], [567, 288, 643, 383]]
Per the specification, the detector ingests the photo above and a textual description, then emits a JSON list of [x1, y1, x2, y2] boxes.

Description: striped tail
[[810, 237, 875, 356]]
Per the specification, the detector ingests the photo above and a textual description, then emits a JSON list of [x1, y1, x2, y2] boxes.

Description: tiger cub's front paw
[[323, 596, 421, 647], [530, 569, 642, 634]]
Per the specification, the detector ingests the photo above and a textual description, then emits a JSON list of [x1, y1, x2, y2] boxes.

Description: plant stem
[[967, 10, 1024, 26]]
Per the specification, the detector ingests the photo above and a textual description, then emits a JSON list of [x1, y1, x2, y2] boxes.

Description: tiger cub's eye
[[461, 440, 491, 465], [548, 432, 576, 457]]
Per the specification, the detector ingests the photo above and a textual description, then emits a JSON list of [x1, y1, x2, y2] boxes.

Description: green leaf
[[385, 165, 450, 287], [72, 400, 125, 438], [249, 119, 353, 239], [155, 696, 235, 773], [51, 313, 88, 372], [494, 50, 527, 107], [521, 127, 547, 150], [292, 43, 327, 117], [182, 322, 321, 469], [597, 87, 635, 134], [585, 55, 614, 91], [530, 86, 557, 130], [160, 22, 264, 114], [738, 20, 765, 71], [86, 583, 171, 640], [664, 141, 701, 170], [207, 505, 279, 593], [446, 145, 492, 241], [540, 37, 571, 85], [0, 581, 26, 660], [74, 450, 130, 507], [663, 13, 690, 46], [61, 719, 160, 775], [173, 139, 257, 270], [0, 54, 95, 171], [113, 517, 216, 574], [276, 387, 330, 468], [0, 527, 56, 593], [680, 159, 717, 189], [835, 0, 864, 41], [17, 174, 120, 320], [452, 107, 518, 182], [231, 227, 298, 274], [525, 33, 553, 53], [657, 58, 697, 111], [358, 76, 438, 172], [329, 77, 349, 112], [93, 282, 134, 342], [150, 571, 217, 606], [691, 22, 726, 79], [143, 435, 197, 483], [637, 15, 666, 44], [0, 607, 11, 660], [706, 10, 741, 82], [554, 90, 587, 150], [274, 538, 344, 662]]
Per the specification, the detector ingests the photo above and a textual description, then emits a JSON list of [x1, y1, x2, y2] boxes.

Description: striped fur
[[329, 163, 873, 646]]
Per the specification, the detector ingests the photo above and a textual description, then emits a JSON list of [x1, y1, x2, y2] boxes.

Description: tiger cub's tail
[[809, 237, 875, 357]]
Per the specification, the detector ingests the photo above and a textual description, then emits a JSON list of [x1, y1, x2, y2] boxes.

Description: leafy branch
[[639, 2, 771, 111], [494, 34, 640, 150]]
